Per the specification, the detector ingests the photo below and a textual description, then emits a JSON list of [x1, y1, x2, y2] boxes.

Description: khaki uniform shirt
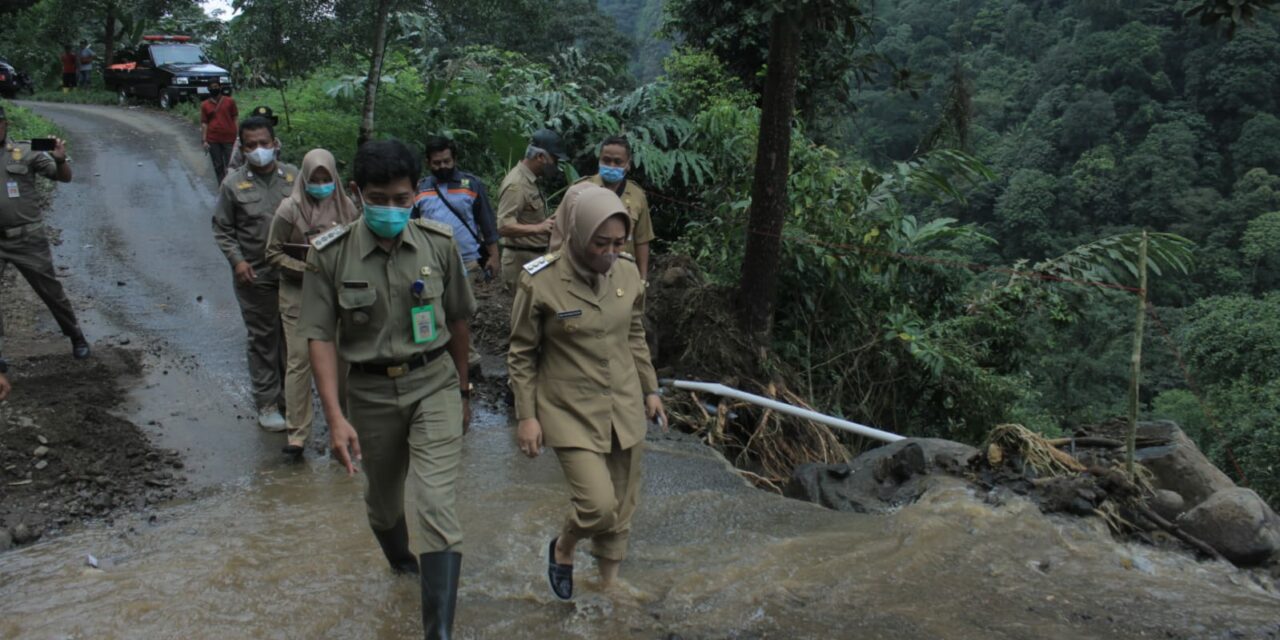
[[583, 175, 655, 256], [496, 162, 548, 250], [508, 253, 658, 452], [266, 194, 358, 314], [211, 163, 298, 282], [0, 142, 58, 228], [297, 219, 476, 365]]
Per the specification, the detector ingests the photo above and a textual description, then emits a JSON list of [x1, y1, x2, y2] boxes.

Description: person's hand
[[50, 138, 67, 163], [484, 253, 500, 276], [0, 373, 10, 402], [517, 418, 543, 458], [233, 260, 256, 286], [538, 218, 555, 234], [202, 140, 210, 151], [646, 393, 667, 432], [462, 397, 472, 434], [329, 415, 362, 476]]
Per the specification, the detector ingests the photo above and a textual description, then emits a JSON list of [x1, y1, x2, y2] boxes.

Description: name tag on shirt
[[7, 181, 18, 198], [412, 304, 438, 344]]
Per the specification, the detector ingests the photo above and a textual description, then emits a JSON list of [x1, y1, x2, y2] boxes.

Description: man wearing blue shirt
[[413, 136, 498, 376]]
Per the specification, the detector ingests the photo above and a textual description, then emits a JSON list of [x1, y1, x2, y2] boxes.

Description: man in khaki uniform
[[583, 135, 655, 281], [211, 115, 296, 431], [299, 140, 475, 640], [0, 106, 90, 362], [496, 128, 567, 291], [508, 184, 665, 600]]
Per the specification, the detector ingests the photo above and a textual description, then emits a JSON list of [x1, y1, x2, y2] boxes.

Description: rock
[[785, 438, 978, 513], [1150, 489, 1186, 521], [0, 529, 11, 551], [36, 435, 48, 445], [1131, 421, 1235, 508], [32, 445, 49, 457], [11, 523, 37, 545], [34, 460, 48, 470], [1177, 488, 1280, 566], [659, 266, 690, 288]]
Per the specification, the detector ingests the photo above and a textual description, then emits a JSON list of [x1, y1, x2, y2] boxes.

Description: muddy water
[[0, 420, 1277, 639], [2, 103, 1277, 639]]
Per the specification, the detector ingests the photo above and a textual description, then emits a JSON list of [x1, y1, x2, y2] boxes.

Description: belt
[[0, 222, 42, 239], [350, 347, 448, 378], [501, 245, 548, 253]]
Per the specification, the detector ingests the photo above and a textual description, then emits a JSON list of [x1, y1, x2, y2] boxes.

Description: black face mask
[[432, 168, 453, 183]]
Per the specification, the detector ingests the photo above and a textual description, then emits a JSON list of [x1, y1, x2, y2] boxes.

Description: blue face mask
[[306, 182, 335, 200], [599, 165, 626, 184], [362, 202, 412, 238]]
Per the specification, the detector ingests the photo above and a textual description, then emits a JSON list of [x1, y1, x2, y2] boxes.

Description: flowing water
[[1, 104, 1277, 640]]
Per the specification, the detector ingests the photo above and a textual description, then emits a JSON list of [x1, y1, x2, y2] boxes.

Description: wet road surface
[[1, 103, 1278, 639]]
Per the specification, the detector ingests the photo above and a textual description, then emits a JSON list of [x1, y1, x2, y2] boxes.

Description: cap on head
[[251, 105, 279, 126], [530, 129, 567, 161]]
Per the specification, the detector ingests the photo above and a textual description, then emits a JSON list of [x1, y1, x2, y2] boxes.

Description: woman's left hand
[[645, 393, 667, 432]]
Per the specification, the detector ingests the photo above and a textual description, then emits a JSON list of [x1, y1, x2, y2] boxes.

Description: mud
[[0, 347, 190, 548]]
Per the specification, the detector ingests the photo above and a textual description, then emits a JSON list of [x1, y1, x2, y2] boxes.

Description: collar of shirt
[[354, 218, 421, 258], [515, 161, 537, 185]]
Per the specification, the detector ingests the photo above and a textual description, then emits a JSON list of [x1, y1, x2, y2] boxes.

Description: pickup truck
[[104, 35, 232, 109]]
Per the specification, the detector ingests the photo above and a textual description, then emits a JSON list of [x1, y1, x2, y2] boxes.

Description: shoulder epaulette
[[618, 252, 635, 262], [310, 223, 351, 251], [523, 252, 560, 275], [573, 175, 592, 184], [414, 218, 454, 237]]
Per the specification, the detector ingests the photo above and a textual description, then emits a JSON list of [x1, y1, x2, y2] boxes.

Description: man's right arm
[[211, 185, 244, 267], [496, 184, 551, 238]]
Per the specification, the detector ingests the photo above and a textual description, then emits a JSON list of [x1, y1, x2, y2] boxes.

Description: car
[[104, 35, 232, 109], [0, 59, 35, 99]]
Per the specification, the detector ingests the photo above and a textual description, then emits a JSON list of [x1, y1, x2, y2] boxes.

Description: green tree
[[1231, 113, 1280, 177]]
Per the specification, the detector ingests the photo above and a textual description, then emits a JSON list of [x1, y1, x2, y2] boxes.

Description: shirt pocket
[[6, 163, 30, 176], [338, 287, 378, 328]]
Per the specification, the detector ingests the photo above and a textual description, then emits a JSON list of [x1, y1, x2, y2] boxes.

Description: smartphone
[[30, 138, 55, 152]]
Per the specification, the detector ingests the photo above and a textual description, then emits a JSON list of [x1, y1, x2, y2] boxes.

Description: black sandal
[[547, 537, 573, 601]]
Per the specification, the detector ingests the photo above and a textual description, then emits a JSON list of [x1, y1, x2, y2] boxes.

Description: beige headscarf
[[286, 148, 358, 237], [549, 183, 631, 294]]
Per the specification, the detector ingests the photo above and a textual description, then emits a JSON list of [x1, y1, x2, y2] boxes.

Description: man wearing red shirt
[[200, 79, 238, 186], [59, 44, 77, 91]]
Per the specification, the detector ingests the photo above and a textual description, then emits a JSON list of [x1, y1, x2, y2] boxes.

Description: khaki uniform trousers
[[348, 354, 464, 552], [553, 429, 643, 561], [233, 278, 284, 410], [500, 247, 544, 294], [0, 224, 81, 353], [279, 280, 347, 447]]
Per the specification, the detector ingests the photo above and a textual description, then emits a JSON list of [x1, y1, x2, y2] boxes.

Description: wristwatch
[[460, 382, 474, 398]]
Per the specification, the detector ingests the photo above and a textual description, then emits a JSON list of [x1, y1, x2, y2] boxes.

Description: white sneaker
[[257, 406, 287, 432]]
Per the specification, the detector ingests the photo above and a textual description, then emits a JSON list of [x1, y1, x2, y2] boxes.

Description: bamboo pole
[[1127, 231, 1149, 478]]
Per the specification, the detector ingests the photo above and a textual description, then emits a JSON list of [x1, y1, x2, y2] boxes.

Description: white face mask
[[246, 146, 276, 168]]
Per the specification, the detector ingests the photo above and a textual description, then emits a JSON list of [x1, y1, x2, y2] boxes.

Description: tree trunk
[[103, 3, 117, 66], [357, 0, 396, 148], [735, 11, 800, 336]]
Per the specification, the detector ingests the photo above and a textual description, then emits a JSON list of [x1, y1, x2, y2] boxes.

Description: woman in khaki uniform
[[508, 183, 666, 600], [265, 149, 358, 454]]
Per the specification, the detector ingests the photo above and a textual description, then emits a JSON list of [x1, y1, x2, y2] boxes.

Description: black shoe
[[372, 517, 419, 575], [420, 551, 461, 640], [70, 334, 91, 360], [546, 537, 573, 601]]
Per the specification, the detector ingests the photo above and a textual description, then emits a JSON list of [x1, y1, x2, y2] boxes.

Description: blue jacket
[[412, 168, 498, 264]]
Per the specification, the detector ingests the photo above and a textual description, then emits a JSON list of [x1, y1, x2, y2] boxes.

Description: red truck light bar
[[142, 35, 192, 42]]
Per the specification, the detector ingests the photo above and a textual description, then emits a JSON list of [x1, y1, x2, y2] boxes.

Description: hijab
[[286, 148, 358, 235], [549, 183, 631, 294]]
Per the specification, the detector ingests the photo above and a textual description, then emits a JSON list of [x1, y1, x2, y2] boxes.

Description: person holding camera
[[0, 106, 90, 362], [412, 136, 497, 378]]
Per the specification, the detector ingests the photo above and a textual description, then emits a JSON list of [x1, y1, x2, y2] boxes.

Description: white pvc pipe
[[663, 379, 904, 443]]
